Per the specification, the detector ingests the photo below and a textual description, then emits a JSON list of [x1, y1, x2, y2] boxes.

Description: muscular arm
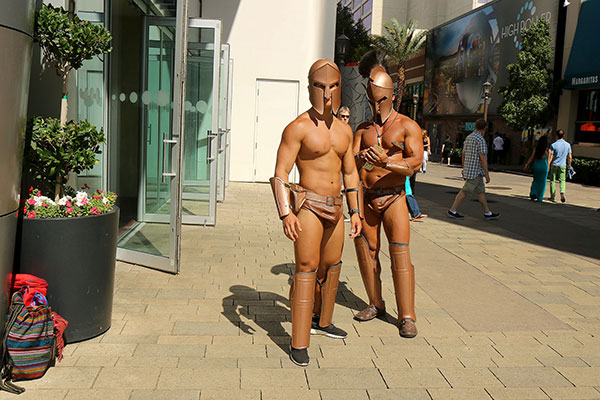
[[274, 123, 302, 183], [397, 119, 424, 171], [342, 128, 362, 237]]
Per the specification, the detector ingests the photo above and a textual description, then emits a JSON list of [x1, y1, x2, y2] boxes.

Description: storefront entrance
[[110, 2, 231, 273]]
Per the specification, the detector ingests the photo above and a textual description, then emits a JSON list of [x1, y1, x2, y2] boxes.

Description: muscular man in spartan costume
[[352, 64, 424, 338], [270, 59, 363, 367]]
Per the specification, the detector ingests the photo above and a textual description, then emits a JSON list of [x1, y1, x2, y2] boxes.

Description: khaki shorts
[[460, 175, 485, 195]]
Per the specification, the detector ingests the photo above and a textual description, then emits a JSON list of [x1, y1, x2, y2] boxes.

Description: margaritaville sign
[[570, 75, 600, 87]]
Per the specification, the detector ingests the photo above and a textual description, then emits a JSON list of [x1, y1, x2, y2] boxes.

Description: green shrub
[[571, 157, 600, 187], [24, 117, 105, 199], [449, 148, 463, 165]]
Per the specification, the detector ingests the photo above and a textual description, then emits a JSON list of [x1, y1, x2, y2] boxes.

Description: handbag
[[1, 291, 55, 392]]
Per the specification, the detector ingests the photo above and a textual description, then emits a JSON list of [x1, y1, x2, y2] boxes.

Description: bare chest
[[360, 124, 405, 153], [299, 127, 349, 159]]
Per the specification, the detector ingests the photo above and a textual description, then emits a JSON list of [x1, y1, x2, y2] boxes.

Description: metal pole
[[483, 96, 489, 121]]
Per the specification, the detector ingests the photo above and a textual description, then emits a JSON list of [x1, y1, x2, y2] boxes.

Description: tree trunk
[[60, 73, 68, 126], [395, 65, 406, 112], [55, 175, 63, 202]]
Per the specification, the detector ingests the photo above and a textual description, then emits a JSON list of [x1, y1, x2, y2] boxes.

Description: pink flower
[[66, 208, 73, 214], [91, 207, 99, 215], [28, 186, 34, 194], [66, 201, 72, 207], [81, 198, 88, 206], [42, 202, 47, 207], [22, 206, 27, 214], [27, 211, 36, 219], [93, 195, 102, 199], [27, 198, 36, 206]]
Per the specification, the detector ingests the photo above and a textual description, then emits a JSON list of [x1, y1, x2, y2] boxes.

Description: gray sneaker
[[310, 322, 347, 339], [484, 212, 500, 220]]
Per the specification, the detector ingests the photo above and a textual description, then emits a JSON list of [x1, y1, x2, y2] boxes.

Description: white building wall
[[202, 0, 336, 182], [371, 0, 475, 31]]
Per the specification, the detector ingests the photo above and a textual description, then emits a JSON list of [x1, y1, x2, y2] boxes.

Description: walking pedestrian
[[523, 135, 549, 203], [441, 135, 452, 166], [447, 119, 500, 220], [548, 129, 572, 203], [405, 176, 427, 221], [420, 130, 430, 173], [492, 132, 504, 164]]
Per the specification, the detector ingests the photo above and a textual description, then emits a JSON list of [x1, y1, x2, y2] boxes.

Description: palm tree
[[371, 18, 426, 109]]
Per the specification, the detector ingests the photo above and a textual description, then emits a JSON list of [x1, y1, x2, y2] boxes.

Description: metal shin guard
[[317, 262, 342, 327], [389, 242, 416, 322], [354, 235, 383, 307], [290, 270, 317, 349]]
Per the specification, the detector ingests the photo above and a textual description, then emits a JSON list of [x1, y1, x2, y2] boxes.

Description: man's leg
[[477, 192, 491, 214], [549, 166, 557, 200], [289, 209, 323, 364], [406, 194, 420, 219], [449, 190, 466, 212], [558, 166, 567, 201], [312, 216, 346, 337], [353, 206, 385, 321], [381, 196, 417, 338]]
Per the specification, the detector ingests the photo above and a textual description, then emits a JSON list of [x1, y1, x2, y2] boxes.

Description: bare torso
[[292, 112, 352, 196], [355, 112, 421, 189]]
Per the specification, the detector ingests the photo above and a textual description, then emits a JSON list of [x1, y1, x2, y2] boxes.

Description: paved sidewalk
[[4, 165, 600, 400]]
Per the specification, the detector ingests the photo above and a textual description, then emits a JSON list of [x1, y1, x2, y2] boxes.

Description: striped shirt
[[462, 131, 487, 179]]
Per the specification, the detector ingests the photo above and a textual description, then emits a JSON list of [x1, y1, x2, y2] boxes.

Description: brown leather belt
[[365, 186, 405, 197], [304, 191, 343, 206]]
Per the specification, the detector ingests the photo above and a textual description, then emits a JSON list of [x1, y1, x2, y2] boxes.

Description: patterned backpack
[[0, 291, 56, 394]]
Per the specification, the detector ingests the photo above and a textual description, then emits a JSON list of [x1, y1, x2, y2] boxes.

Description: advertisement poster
[[423, 0, 559, 117]]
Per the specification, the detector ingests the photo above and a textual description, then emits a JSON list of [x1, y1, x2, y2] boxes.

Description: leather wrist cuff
[[384, 160, 414, 175], [269, 177, 291, 219], [344, 186, 364, 219]]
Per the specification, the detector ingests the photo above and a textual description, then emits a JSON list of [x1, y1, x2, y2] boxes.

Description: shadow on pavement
[[221, 283, 290, 354], [413, 180, 600, 263]]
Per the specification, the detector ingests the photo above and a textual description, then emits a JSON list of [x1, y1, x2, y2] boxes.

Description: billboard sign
[[423, 0, 559, 117]]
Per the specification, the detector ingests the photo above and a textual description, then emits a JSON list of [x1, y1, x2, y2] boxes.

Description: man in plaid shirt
[[447, 119, 500, 220]]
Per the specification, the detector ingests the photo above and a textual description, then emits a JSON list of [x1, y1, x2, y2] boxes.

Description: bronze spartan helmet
[[308, 59, 341, 115], [366, 65, 394, 123]]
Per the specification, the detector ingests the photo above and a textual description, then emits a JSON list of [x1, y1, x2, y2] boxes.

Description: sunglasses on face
[[340, 115, 350, 119]]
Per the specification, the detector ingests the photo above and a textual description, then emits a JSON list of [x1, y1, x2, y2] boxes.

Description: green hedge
[[449, 148, 463, 165], [571, 157, 600, 187]]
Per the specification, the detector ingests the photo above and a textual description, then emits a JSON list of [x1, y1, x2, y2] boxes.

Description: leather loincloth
[[294, 188, 343, 226], [365, 186, 405, 215]]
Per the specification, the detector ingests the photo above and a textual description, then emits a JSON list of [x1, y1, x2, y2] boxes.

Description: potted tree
[[14, 4, 116, 343]]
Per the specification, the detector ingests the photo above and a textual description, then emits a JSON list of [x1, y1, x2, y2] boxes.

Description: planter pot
[[14, 207, 119, 343]]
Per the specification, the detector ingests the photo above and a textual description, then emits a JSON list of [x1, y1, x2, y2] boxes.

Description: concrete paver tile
[[158, 368, 240, 390], [72, 343, 136, 358], [317, 357, 375, 369], [205, 344, 266, 358], [0, 390, 67, 400], [238, 358, 282, 369], [100, 334, 158, 344], [241, 368, 307, 389], [64, 389, 131, 400], [490, 367, 573, 387], [485, 387, 550, 399], [16, 367, 99, 389], [306, 368, 386, 389], [177, 358, 238, 369], [536, 356, 589, 367], [131, 390, 200, 400], [173, 321, 239, 336], [74, 356, 118, 367], [319, 389, 369, 400], [491, 356, 544, 367], [135, 344, 206, 357], [379, 368, 449, 389], [260, 389, 320, 400], [427, 388, 491, 400], [93, 367, 160, 389], [541, 387, 600, 399], [439, 368, 504, 388], [366, 388, 431, 400], [116, 356, 178, 368], [121, 319, 174, 335], [200, 389, 260, 400], [157, 335, 213, 344], [319, 345, 376, 359], [555, 367, 600, 386]]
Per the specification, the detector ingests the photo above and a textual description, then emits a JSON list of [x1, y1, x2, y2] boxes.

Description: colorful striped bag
[[1, 291, 55, 393]]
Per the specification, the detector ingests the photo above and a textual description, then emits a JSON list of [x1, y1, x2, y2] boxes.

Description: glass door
[[217, 44, 230, 202], [181, 19, 221, 225], [115, 10, 189, 273]]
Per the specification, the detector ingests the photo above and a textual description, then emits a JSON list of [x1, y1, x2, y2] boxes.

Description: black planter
[[14, 207, 119, 343]]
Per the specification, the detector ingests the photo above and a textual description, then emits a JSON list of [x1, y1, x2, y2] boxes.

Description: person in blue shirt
[[547, 130, 572, 203]]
